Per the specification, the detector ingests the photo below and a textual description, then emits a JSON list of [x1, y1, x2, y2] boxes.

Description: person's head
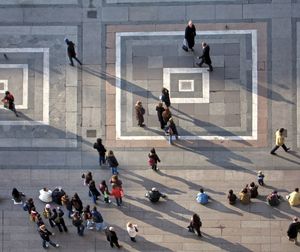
[[229, 189, 233, 195], [74, 193, 79, 199], [111, 175, 118, 181], [150, 148, 156, 154], [152, 187, 158, 192], [101, 180, 107, 186], [200, 188, 204, 193], [12, 188, 18, 195], [109, 226, 114, 231], [158, 102, 163, 107], [169, 117, 174, 124], [242, 188, 248, 194], [279, 128, 285, 133], [5, 91, 10, 95], [87, 171, 92, 177], [258, 170, 262, 175], [162, 87, 168, 94], [45, 204, 51, 209], [202, 42, 207, 48], [39, 224, 46, 230], [28, 198, 33, 203], [92, 206, 97, 211], [136, 100, 142, 106], [273, 190, 278, 194], [250, 182, 255, 187], [108, 150, 114, 156], [192, 213, 199, 220], [127, 222, 133, 228], [52, 208, 57, 213], [64, 38, 69, 44], [97, 138, 102, 144], [295, 188, 299, 192], [43, 187, 48, 192], [293, 217, 298, 222], [188, 20, 193, 27], [89, 180, 95, 186]]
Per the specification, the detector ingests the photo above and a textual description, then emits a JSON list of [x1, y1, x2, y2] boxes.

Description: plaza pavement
[[0, 0, 300, 251]]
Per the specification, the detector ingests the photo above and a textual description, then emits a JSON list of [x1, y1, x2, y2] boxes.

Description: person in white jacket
[[126, 222, 138, 242]]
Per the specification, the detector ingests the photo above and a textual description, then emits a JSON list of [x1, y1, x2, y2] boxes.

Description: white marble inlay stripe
[[115, 30, 258, 141], [0, 80, 8, 94]]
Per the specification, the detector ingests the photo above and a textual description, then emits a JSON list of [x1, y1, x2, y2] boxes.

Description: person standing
[[135, 101, 145, 127], [184, 20, 196, 52], [24, 198, 35, 215], [43, 204, 55, 228], [91, 206, 106, 231], [64, 38, 82, 66], [99, 180, 111, 204], [82, 205, 94, 230], [88, 180, 100, 204], [162, 107, 172, 125], [270, 128, 290, 154], [93, 138, 107, 166], [71, 193, 83, 214], [72, 211, 85, 236], [61, 194, 73, 218], [105, 227, 122, 249], [156, 102, 166, 129], [187, 214, 202, 237], [287, 217, 300, 245], [161, 88, 171, 108], [196, 42, 213, 72], [148, 148, 161, 171], [1, 91, 19, 117], [107, 150, 119, 175], [166, 118, 179, 145], [82, 171, 93, 186], [257, 171, 265, 186], [52, 207, 68, 233], [126, 222, 138, 242], [111, 184, 123, 207], [38, 224, 59, 249]]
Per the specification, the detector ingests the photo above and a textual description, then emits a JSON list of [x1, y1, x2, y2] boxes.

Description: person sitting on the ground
[[11, 188, 25, 204], [286, 188, 300, 207], [51, 187, 65, 205], [267, 191, 281, 206], [248, 182, 259, 198], [196, 188, 209, 205], [145, 188, 166, 203], [39, 188, 52, 203], [227, 189, 237, 205], [239, 187, 251, 204]]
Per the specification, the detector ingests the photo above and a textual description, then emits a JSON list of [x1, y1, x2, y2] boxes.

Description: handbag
[[182, 39, 188, 52], [134, 226, 139, 232], [148, 158, 155, 166]]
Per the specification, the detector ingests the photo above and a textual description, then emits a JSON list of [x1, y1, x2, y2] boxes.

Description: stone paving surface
[[0, 0, 300, 251]]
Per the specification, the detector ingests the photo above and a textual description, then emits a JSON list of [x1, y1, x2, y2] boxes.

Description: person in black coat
[[145, 188, 166, 203], [187, 214, 202, 237], [38, 224, 59, 248], [161, 88, 171, 108], [106, 150, 119, 175], [184, 20, 196, 51], [52, 187, 65, 205], [156, 102, 166, 129], [88, 180, 101, 204], [93, 138, 106, 166], [287, 217, 300, 244], [64, 38, 82, 66], [105, 227, 121, 248], [71, 193, 83, 214], [11, 188, 25, 204], [148, 148, 161, 171], [197, 42, 213, 72], [51, 207, 68, 233]]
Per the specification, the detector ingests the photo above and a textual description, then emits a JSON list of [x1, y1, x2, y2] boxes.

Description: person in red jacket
[[111, 184, 123, 206], [1, 91, 19, 117]]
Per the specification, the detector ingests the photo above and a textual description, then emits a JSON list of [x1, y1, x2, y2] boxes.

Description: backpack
[[23, 203, 28, 211]]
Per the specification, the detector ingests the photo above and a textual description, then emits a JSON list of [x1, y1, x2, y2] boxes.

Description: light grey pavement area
[[0, 0, 300, 251]]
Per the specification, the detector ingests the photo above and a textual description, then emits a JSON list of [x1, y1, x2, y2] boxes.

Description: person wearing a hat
[[145, 188, 166, 203], [43, 204, 55, 228], [38, 224, 59, 249], [105, 227, 121, 248]]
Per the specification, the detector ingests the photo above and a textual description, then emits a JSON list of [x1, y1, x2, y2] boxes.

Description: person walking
[[93, 138, 106, 166], [91, 206, 106, 231], [148, 148, 161, 171], [107, 150, 119, 175], [52, 207, 68, 233], [64, 38, 82, 66], [72, 211, 85, 236], [88, 180, 101, 204], [257, 171, 265, 186], [166, 118, 179, 145], [111, 184, 123, 206], [24, 198, 35, 215], [61, 194, 73, 218], [126, 222, 138, 242], [287, 217, 300, 245], [43, 204, 56, 228], [161, 88, 171, 108], [1, 91, 19, 117], [38, 224, 59, 249], [156, 102, 166, 129], [227, 189, 237, 205], [71, 193, 83, 214], [162, 107, 172, 125], [105, 227, 122, 249], [184, 20, 196, 52], [270, 128, 290, 154], [135, 101, 146, 127], [187, 214, 202, 237], [196, 42, 213, 72], [99, 180, 111, 204], [82, 171, 93, 186], [82, 205, 94, 230]]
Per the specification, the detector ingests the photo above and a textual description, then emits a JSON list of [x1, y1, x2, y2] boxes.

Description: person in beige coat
[[126, 222, 138, 242], [270, 128, 290, 154]]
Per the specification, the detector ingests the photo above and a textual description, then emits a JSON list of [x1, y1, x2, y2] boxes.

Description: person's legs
[[281, 144, 290, 152], [208, 63, 213, 72], [130, 237, 136, 242], [92, 194, 97, 204], [116, 197, 121, 206], [56, 223, 63, 232], [48, 239, 58, 247], [10, 104, 18, 117], [169, 134, 173, 145], [60, 219, 68, 232], [73, 56, 82, 65], [195, 228, 202, 237], [42, 239, 48, 248], [114, 241, 121, 248], [68, 56, 74, 66], [270, 145, 280, 154], [197, 58, 205, 67], [79, 225, 85, 236], [49, 219, 55, 228], [99, 155, 105, 166], [119, 197, 123, 205]]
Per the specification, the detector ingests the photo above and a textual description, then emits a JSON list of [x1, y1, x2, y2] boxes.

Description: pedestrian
[[287, 217, 300, 245], [71, 193, 83, 214], [43, 204, 56, 228], [88, 180, 100, 204], [135, 101, 145, 127], [11, 188, 25, 204], [72, 211, 85, 236], [61, 194, 73, 218], [36, 214, 45, 228], [93, 138, 106, 166], [111, 183, 123, 206], [30, 207, 38, 222], [162, 107, 172, 125], [105, 227, 122, 249], [248, 182, 258, 198], [257, 171, 265, 186], [52, 207, 68, 232], [99, 180, 111, 204], [239, 187, 251, 204], [1, 91, 19, 117], [82, 205, 94, 230], [107, 150, 119, 175], [91, 206, 106, 231], [227, 189, 237, 205], [156, 102, 166, 129], [148, 148, 161, 171], [161, 88, 171, 108], [38, 224, 59, 249], [184, 20, 196, 52], [267, 191, 281, 206], [270, 128, 290, 154], [126, 222, 138, 242], [82, 171, 93, 186], [24, 198, 35, 215], [64, 38, 82, 66], [196, 188, 209, 205], [196, 42, 213, 72], [110, 175, 123, 188], [145, 188, 166, 203], [166, 118, 179, 145], [187, 214, 202, 237], [286, 188, 300, 207]]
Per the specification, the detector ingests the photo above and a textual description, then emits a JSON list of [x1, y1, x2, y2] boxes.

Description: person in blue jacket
[[196, 188, 209, 205]]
